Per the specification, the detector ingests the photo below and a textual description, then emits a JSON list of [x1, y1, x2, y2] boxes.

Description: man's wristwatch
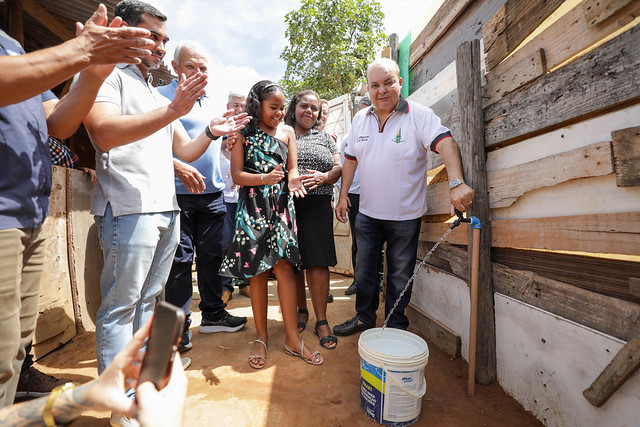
[[449, 178, 464, 189], [204, 125, 220, 141]]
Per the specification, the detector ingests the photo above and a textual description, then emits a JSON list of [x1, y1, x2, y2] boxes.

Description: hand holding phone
[[138, 301, 185, 390]]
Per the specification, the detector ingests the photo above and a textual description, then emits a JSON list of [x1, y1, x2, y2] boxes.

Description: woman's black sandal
[[297, 309, 309, 333], [314, 320, 338, 350]]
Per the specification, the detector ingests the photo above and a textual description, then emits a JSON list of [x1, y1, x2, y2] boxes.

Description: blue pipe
[[470, 216, 481, 229]]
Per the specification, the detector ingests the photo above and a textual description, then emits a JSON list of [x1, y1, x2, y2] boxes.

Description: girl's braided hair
[[243, 80, 285, 134]]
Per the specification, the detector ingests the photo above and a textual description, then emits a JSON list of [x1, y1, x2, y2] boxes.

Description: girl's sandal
[[297, 309, 309, 333], [248, 338, 268, 369], [314, 320, 338, 350], [284, 340, 323, 366]]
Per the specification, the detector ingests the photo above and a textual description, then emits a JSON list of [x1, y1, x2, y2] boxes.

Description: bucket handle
[[382, 364, 427, 399]]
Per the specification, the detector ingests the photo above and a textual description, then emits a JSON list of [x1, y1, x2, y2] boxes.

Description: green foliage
[[279, 0, 387, 101]]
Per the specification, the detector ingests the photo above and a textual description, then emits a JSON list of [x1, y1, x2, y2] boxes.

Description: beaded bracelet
[[43, 382, 77, 426]]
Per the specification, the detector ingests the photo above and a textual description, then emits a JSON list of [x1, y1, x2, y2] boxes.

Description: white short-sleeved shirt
[[344, 97, 451, 221], [89, 64, 180, 217], [339, 133, 361, 195]]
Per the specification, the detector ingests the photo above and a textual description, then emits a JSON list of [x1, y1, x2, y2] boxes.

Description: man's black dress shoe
[[344, 281, 357, 295], [333, 316, 374, 336]]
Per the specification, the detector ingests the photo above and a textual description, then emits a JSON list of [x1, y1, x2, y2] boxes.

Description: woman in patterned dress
[[284, 90, 342, 350], [220, 81, 323, 368]]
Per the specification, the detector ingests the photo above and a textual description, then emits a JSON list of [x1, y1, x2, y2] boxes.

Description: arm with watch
[[435, 136, 475, 215]]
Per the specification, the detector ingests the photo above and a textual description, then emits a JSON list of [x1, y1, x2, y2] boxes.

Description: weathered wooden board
[[583, 337, 640, 407], [418, 241, 640, 341], [22, 0, 74, 42], [483, 0, 565, 71], [34, 166, 76, 359], [407, 304, 461, 358], [421, 211, 639, 256], [67, 168, 103, 332], [483, 48, 546, 107], [420, 221, 468, 246], [425, 181, 451, 216], [489, 141, 614, 207], [417, 241, 468, 280], [5, 0, 23, 45], [426, 96, 461, 172], [492, 247, 640, 304], [493, 262, 640, 341], [611, 125, 640, 187], [408, 61, 457, 108], [457, 37, 496, 384], [410, 0, 506, 92], [631, 277, 640, 297], [428, 165, 448, 186], [492, 212, 640, 256], [332, 216, 353, 276], [409, 0, 474, 68], [483, 0, 640, 108], [583, 0, 636, 28], [484, 25, 640, 149]]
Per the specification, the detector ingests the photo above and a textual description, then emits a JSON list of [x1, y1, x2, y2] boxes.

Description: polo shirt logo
[[392, 129, 404, 144], [357, 136, 369, 144]]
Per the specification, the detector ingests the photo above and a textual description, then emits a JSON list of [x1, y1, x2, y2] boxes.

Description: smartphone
[[138, 301, 186, 390]]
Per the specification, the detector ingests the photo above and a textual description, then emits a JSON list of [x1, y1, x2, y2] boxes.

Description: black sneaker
[[179, 329, 193, 353], [199, 311, 247, 333], [15, 367, 70, 399]]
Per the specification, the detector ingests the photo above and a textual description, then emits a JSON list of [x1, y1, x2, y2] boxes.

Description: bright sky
[[145, 0, 443, 112]]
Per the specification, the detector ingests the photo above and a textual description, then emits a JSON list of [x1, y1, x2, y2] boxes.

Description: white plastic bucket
[[358, 328, 429, 426]]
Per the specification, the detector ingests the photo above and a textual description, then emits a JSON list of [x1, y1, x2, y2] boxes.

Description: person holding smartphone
[[0, 318, 187, 426]]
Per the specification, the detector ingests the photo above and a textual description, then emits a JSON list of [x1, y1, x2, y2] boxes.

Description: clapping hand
[[75, 4, 154, 79], [288, 174, 307, 198], [209, 110, 251, 137], [300, 168, 327, 191]]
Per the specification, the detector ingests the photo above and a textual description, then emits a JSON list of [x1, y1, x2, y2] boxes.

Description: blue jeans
[[165, 192, 226, 323], [354, 213, 421, 329], [95, 204, 179, 373], [221, 201, 237, 292]]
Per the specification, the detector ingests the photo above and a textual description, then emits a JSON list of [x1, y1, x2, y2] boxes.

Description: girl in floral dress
[[220, 80, 322, 368]]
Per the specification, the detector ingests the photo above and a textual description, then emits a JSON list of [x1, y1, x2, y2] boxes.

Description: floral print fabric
[[219, 128, 300, 278]]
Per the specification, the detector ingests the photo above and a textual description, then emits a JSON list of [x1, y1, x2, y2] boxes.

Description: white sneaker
[[181, 357, 191, 370], [110, 412, 139, 427]]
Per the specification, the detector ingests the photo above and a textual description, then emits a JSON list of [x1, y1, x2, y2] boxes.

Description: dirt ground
[[34, 273, 541, 426]]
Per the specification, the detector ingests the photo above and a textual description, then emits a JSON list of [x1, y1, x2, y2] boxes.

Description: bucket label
[[360, 358, 384, 423], [360, 358, 424, 426], [383, 369, 423, 423]]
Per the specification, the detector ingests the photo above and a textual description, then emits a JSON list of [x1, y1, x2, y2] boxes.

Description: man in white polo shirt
[[334, 58, 474, 336], [83, 0, 248, 391]]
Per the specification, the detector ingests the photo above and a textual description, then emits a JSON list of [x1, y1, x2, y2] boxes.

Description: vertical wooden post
[[389, 33, 399, 64], [5, 0, 24, 45], [455, 39, 497, 385]]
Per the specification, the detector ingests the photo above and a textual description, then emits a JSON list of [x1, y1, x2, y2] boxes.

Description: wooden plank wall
[[409, 0, 640, 347], [35, 167, 77, 359], [34, 167, 103, 358]]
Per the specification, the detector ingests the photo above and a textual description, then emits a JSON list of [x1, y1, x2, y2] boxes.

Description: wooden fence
[[395, 0, 640, 389]]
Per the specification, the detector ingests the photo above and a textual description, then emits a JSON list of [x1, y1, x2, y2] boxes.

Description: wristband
[[204, 125, 220, 140], [261, 174, 265, 184], [43, 382, 77, 426]]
